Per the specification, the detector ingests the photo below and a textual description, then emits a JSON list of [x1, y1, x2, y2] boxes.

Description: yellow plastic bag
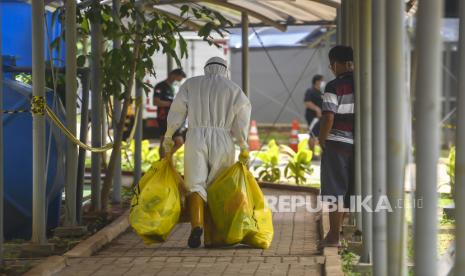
[[207, 162, 274, 249], [129, 158, 182, 244]]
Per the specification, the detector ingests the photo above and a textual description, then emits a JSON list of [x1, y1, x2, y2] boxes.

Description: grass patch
[[341, 245, 360, 276], [438, 196, 454, 208], [257, 129, 289, 145]]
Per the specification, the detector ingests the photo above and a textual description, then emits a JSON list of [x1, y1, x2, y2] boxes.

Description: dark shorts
[[320, 141, 354, 208]]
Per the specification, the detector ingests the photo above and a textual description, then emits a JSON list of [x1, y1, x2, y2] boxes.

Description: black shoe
[[188, 227, 203, 248]]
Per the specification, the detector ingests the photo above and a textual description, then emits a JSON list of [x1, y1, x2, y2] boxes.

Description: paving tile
[[56, 189, 324, 275]]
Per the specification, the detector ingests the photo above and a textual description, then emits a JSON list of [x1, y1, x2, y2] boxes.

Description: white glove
[[239, 149, 250, 165], [163, 137, 174, 155]]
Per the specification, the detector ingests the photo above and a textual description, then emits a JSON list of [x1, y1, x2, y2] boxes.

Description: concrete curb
[[24, 210, 130, 276], [318, 207, 344, 276], [23, 255, 67, 276], [64, 210, 130, 258], [258, 181, 320, 194]]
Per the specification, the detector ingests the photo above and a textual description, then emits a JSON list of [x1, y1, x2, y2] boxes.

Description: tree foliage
[[67, 0, 232, 98], [52, 0, 231, 212]]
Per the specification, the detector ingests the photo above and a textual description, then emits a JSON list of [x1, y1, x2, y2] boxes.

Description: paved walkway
[[57, 189, 323, 276]]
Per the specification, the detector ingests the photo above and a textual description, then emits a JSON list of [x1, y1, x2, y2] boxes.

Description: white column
[[65, 0, 78, 226], [455, 0, 465, 274], [112, 0, 122, 204], [241, 12, 249, 96], [76, 70, 90, 222], [90, 15, 102, 212], [31, 0, 47, 244], [386, 0, 407, 274], [352, 0, 363, 232], [372, 0, 387, 275], [359, 0, 372, 263], [414, 0, 443, 275]]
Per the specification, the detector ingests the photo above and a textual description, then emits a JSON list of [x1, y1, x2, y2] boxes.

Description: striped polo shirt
[[321, 71, 355, 145]]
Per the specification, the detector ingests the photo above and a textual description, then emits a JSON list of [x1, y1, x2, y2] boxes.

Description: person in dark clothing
[[304, 74, 324, 151], [153, 68, 187, 158], [319, 45, 355, 248]]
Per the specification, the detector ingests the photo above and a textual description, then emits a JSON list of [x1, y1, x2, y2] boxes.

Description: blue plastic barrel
[[1, 0, 67, 239], [0, 1, 65, 68], [3, 79, 66, 239]]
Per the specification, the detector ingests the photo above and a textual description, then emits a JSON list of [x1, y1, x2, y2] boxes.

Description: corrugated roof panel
[[151, 0, 339, 31]]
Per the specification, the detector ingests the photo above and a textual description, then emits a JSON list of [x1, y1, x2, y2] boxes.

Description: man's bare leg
[[324, 210, 344, 245]]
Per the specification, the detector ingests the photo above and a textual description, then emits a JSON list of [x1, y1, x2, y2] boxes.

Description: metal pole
[[134, 84, 142, 184], [344, 0, 351, 46], [31, 0, 47, 244], [133, 9, 143, 187], [241, 12, 249, 96], [336, 7, 342, 44], [0, 10, 4, 264], [341, 0, 349, 46], [455, 0, 465, 273], [112, 0, 122, 204], [386, 0, 407, 274], [340, 2, 345, 45], [76, 70, 90, 223], [444, 45, 452, 146], [359, 0, 372, 264], [101, 97, 107, 164], [90, 15, 102, 212], [65, 0, 78, 226], [372, 0, 387, 275], [414, 0, 443, 275], [352, 0, 363, 232]]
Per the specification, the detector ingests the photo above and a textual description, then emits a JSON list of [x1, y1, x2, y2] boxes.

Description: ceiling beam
[[309, 0, 340, 9]]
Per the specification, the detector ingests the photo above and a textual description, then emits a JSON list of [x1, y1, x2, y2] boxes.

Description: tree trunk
[[100, 38, 141, 212]]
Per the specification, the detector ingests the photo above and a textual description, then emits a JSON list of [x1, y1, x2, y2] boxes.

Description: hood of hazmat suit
[[166, 57, 251, 201]]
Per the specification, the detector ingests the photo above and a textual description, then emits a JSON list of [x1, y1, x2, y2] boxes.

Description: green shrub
[[254, 139, 281, 182], [282, 139, 313, 185], [173, 145, 185, 174], [121, 140, 160, 172]]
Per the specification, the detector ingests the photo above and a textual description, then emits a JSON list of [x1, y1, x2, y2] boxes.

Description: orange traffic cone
[[248, 120, 261, 151], [289, 119, 299, 152]]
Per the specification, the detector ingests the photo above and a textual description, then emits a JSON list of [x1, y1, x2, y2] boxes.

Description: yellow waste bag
[[129, 157, 182, 244], [207, 162, 274, 249]]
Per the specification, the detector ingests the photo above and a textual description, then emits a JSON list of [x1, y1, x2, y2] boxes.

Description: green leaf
[[179, 36, 188, 58], [180, 5, 190, 16]]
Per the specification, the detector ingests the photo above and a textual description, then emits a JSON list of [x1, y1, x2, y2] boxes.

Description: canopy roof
[[149, 0, 340, 32]]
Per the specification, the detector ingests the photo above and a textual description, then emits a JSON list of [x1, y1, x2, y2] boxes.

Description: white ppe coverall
[[165, 57, 252, 202]]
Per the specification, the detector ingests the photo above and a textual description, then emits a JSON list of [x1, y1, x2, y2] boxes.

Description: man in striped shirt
[[319, 45, 355, 248]]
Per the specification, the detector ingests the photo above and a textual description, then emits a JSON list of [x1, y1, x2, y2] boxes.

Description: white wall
[[230, 46, 332, 125]]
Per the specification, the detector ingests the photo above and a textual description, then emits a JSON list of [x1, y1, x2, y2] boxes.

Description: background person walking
[[318, 46, 355, 248], [304, 74, 324, 151]]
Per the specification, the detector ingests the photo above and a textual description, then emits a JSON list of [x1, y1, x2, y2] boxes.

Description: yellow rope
[[43, 98, 142, 153]]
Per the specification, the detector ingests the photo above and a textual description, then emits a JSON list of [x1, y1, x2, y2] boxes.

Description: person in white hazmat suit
[[163, 57, 251, 248]]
